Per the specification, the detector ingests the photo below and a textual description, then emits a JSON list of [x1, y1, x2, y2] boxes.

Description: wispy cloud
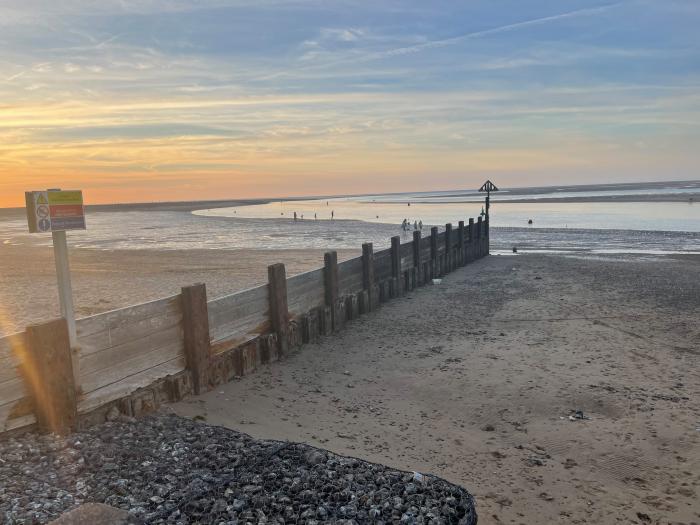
[[0, 0, 698, 205]]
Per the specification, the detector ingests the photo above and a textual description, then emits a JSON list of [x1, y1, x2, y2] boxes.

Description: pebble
[[0, 413, 477, 524]]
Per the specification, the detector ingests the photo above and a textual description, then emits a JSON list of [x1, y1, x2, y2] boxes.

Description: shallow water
[[1, 183, 698, 256], [196, 199, 699, 233], [1, 209, 698, 257]]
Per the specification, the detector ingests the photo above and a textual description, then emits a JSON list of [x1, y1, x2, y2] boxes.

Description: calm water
[[1, 182, 698, 256], [196, 200, 699, 233]]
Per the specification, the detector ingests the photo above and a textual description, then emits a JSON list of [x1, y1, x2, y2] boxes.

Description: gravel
[[0, 413, 477, 524]]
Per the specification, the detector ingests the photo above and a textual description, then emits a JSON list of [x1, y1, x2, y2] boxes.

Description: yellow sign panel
[[26, 189, 86, 233], [47, 191, 83, 206]]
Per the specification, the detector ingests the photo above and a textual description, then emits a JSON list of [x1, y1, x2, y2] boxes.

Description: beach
[[1, 189, 698, 523], [171, 252, 700, 524]]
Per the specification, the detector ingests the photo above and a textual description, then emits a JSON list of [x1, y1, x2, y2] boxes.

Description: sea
[[1, 181, 698, 258]]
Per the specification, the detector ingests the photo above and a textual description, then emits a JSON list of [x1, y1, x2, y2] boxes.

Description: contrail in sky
[[257, 2, 624, 80], [378, 3, 624, 58]]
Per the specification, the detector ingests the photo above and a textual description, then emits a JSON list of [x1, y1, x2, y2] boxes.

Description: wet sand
[[172, 253, 700, 525], [0, 244, 356, 336]]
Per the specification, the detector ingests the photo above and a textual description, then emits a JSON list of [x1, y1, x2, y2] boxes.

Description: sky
[[0, 0, 698, 206]]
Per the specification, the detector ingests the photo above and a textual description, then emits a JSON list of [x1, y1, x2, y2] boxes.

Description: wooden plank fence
[[0, 217, 489, 434]]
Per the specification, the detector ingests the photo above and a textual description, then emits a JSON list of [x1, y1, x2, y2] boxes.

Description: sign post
[[25, 189, 86, 388], [478, 180, 499, 218]]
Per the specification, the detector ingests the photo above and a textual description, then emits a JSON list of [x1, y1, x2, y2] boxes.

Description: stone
[[48, 503, 129, 524]]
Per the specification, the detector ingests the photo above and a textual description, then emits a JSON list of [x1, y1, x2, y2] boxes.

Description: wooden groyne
[[0, 217, 489, 434]]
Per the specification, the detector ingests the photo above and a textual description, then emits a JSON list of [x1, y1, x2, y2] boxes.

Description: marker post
[[26, 189, 85, 389], [52, 230, 78, 349]]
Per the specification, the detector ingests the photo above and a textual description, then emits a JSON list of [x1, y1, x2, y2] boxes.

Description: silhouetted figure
[[294, 211, 297, 221]]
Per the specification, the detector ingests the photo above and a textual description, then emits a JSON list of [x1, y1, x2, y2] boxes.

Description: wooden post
[[485, 216, 490, 255], [412, 230, 421, 285], [468, 218, 474, 263], [24, 318, 77, 434], [182, 283, 211, 395], [268, 263, 289, 357], [458, 221, 465, 266], [362, 243, 376, 309], [324, 251, 340, 330], [390, 236, 402, 296], [444, 223, 452, 272], [430, 226, 438, 278], [476, 216, 483, 258]]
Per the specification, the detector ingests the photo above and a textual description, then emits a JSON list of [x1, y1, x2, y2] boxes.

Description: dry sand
[[0, 244, 356, 336], [172, 253, 700, 525]]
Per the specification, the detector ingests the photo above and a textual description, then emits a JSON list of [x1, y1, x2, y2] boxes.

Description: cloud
[[0, 0, 698, 206]]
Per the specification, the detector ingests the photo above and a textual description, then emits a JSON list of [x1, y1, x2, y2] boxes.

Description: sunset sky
[[1, 0, 698, 207]]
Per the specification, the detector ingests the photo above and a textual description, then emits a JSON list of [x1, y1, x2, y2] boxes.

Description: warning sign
[[26, 190, 86, 233]]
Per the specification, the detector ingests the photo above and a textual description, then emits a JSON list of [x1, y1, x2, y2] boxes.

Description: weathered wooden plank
[[287, 267, 325, 315], [0, 332, 25, 363], [288, 292, 325, 316], [76, 295, 182, 339], [182, 283, 211, 395], [391, 237, 401, 280], [78, 310, 182, 357], [337, 257, 363, 295], [0, 334, 26, 399], [287, 268, 324, 296], [287, 267, 325, 288], [0, 376, 28, 405], [207, 285, 269, 327], [413, 231, 422, 266], [0, 360, 21, 385], [324, 252, 338, 306], [79, 324, 183, 377], [78, 357, 185, 414], [0, 402, 35, 432], [374, 249, 393, 281], [268, 263, 289, 358], [210, 332, 259, 356], [25, 319, 77, 434], [80, 340, 184, 395], [209, 311, 269, 344]]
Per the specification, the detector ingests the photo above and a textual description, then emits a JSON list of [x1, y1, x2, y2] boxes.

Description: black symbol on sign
[[37, 205, 49, 218], [38, 218, 51, 232]]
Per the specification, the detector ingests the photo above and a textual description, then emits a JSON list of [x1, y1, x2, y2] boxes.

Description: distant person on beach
[[414, 220, 418, 230], [419, 220, 423, 230], [315, 213, 317, 220], [331, 210, 334, 220], [294, 211, 297, 221]]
